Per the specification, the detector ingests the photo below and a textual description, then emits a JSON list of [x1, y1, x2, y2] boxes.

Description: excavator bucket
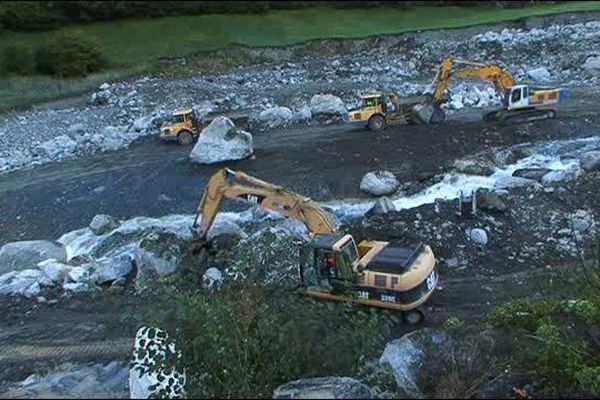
[[411, 103, 434, 124]]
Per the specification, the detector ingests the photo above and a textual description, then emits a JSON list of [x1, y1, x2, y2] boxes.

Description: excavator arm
[[429, 57, 517, 105], [193, 168, 339, 241]]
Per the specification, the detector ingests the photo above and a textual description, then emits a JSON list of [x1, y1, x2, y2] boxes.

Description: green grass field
[[1, 1, 599, 112], [4, 2, 600, 66]]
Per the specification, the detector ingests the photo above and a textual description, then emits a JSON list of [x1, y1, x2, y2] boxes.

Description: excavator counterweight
[[192, 168, 438, 322]]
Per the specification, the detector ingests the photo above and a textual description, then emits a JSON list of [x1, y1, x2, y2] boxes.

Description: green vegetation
[[488, 270, 600, 396], [3, 2, 598, 67], [148, 285, 395, 398], [34, 31, 106, 77]]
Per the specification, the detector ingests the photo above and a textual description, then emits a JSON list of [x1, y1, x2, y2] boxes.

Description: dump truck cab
[[159, 108, 202, 145]]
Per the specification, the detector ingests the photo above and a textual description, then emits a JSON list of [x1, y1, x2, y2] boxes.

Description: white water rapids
[[57, 135, 600, 260]]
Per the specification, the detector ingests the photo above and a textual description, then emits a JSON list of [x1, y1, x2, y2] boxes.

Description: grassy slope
[[1, 2, 599, 112]]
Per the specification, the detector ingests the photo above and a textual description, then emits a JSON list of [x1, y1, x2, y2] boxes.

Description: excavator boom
[[194, 168, 338, 239]]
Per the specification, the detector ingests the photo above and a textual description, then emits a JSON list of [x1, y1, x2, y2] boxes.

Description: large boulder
[[366, 196, 397, 217], [2, 361, 129, 399], [454, 159, 495, 176], [189, 117, 253, 164], [360, 171, 400, 196], [0, 240, 67, 275], [89, 214, 120, 236], [135, 232, 187, 290], [494, 175, 541, 190], [527, 67, 551, 82], [309, 94, 347, 116], [207, 217, 247, 242], [581, 151, 600, 172], [129, 326, 186, 399], [253, 106, 293, 129], [477, 191, 507, 213], [512, 168, 552, 182], [0, 269, 53, 298], [583, 56, 600, 77], [90, 89, 112, 106], [380, 328, 496, 398], [273, 377, 372, 399], [467, 228, 489, 246], [90, 255, 134, 285]]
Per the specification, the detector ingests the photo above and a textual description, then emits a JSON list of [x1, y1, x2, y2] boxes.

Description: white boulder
[[583, 56, 600, 77], [467, 228, 489, 246], [293, 105, 312, 122], [581, 151, 600, 172], [255, 106, 293, 129], [189, 117, 253, 164], [89, 214, 120, 236], [274, 377, 372, 399], [379, 332, 424, 396], [0, 240, 67, 275], [203, 267, 223, 291], [527, 67, 551, 82], [309, 94, 347, 115], [360, 171, 400, 196]]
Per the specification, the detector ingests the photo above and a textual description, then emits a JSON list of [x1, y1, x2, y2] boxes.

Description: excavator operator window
[[363, 98, 378, 108], [511, 88, 521, 104]]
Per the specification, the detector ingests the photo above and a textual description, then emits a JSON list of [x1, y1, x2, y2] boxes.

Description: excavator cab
[[505, 85, 529, 110]]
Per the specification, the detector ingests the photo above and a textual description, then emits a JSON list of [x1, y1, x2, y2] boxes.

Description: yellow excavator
[[191, 168, 438, 324], [413, 57, 566, 124]]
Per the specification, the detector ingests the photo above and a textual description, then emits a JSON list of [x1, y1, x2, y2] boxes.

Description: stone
[[67, 123, 86, 134], [527, 67, 551, 82], [135, 232, 187, 290], [130, 326, 186, 399], [90, 255, 133, 285], [494, 175, 541, 189], [380, 332, 424, 397], [62, 282, 89, 293], [99, 82, 111, 90], [468, 228, 489, 246], [512, 168, 552, 182], [254, 106, 293, 129], [203, 267, 223, 291], [477, 191, 507, 213], [581, 151, 600, 172], [207, 216, 247, 242], [2, 361, 129, 399], [293, 105, 312, 123], [454, 160, 495, 176], [0, 240, 67, 275], [91, 89, 112, 106], [273, 377, 372, 399], [189, 117, 253, 164], [366, 196, 397, 217], [360, 171, 400, 196], [583, 56, 600, 77], [309, 94, 347, 115], [89, 214, 120, 236]]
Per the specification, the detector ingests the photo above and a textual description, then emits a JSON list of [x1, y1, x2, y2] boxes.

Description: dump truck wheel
[[178, 130, 194, 145], [368, 115, 386, 131], [403, 308, 425, 325]]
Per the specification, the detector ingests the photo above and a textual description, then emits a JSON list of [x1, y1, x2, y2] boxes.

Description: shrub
[[35, 30, 106, 77], [148, 284, 393, 398], [2, 43, 34, 75]]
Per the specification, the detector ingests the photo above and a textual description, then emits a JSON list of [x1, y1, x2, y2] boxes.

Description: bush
[[2, 43, 34, 75], [35, 31, 106, 77], [149, 284, 393, 398]]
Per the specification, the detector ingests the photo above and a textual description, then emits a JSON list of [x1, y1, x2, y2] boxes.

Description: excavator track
[[485, 108, 557, 124]]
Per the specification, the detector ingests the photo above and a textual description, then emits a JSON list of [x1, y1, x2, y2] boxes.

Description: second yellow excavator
[[191, 168, 438, 324], [413, 57, 566, 124]]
